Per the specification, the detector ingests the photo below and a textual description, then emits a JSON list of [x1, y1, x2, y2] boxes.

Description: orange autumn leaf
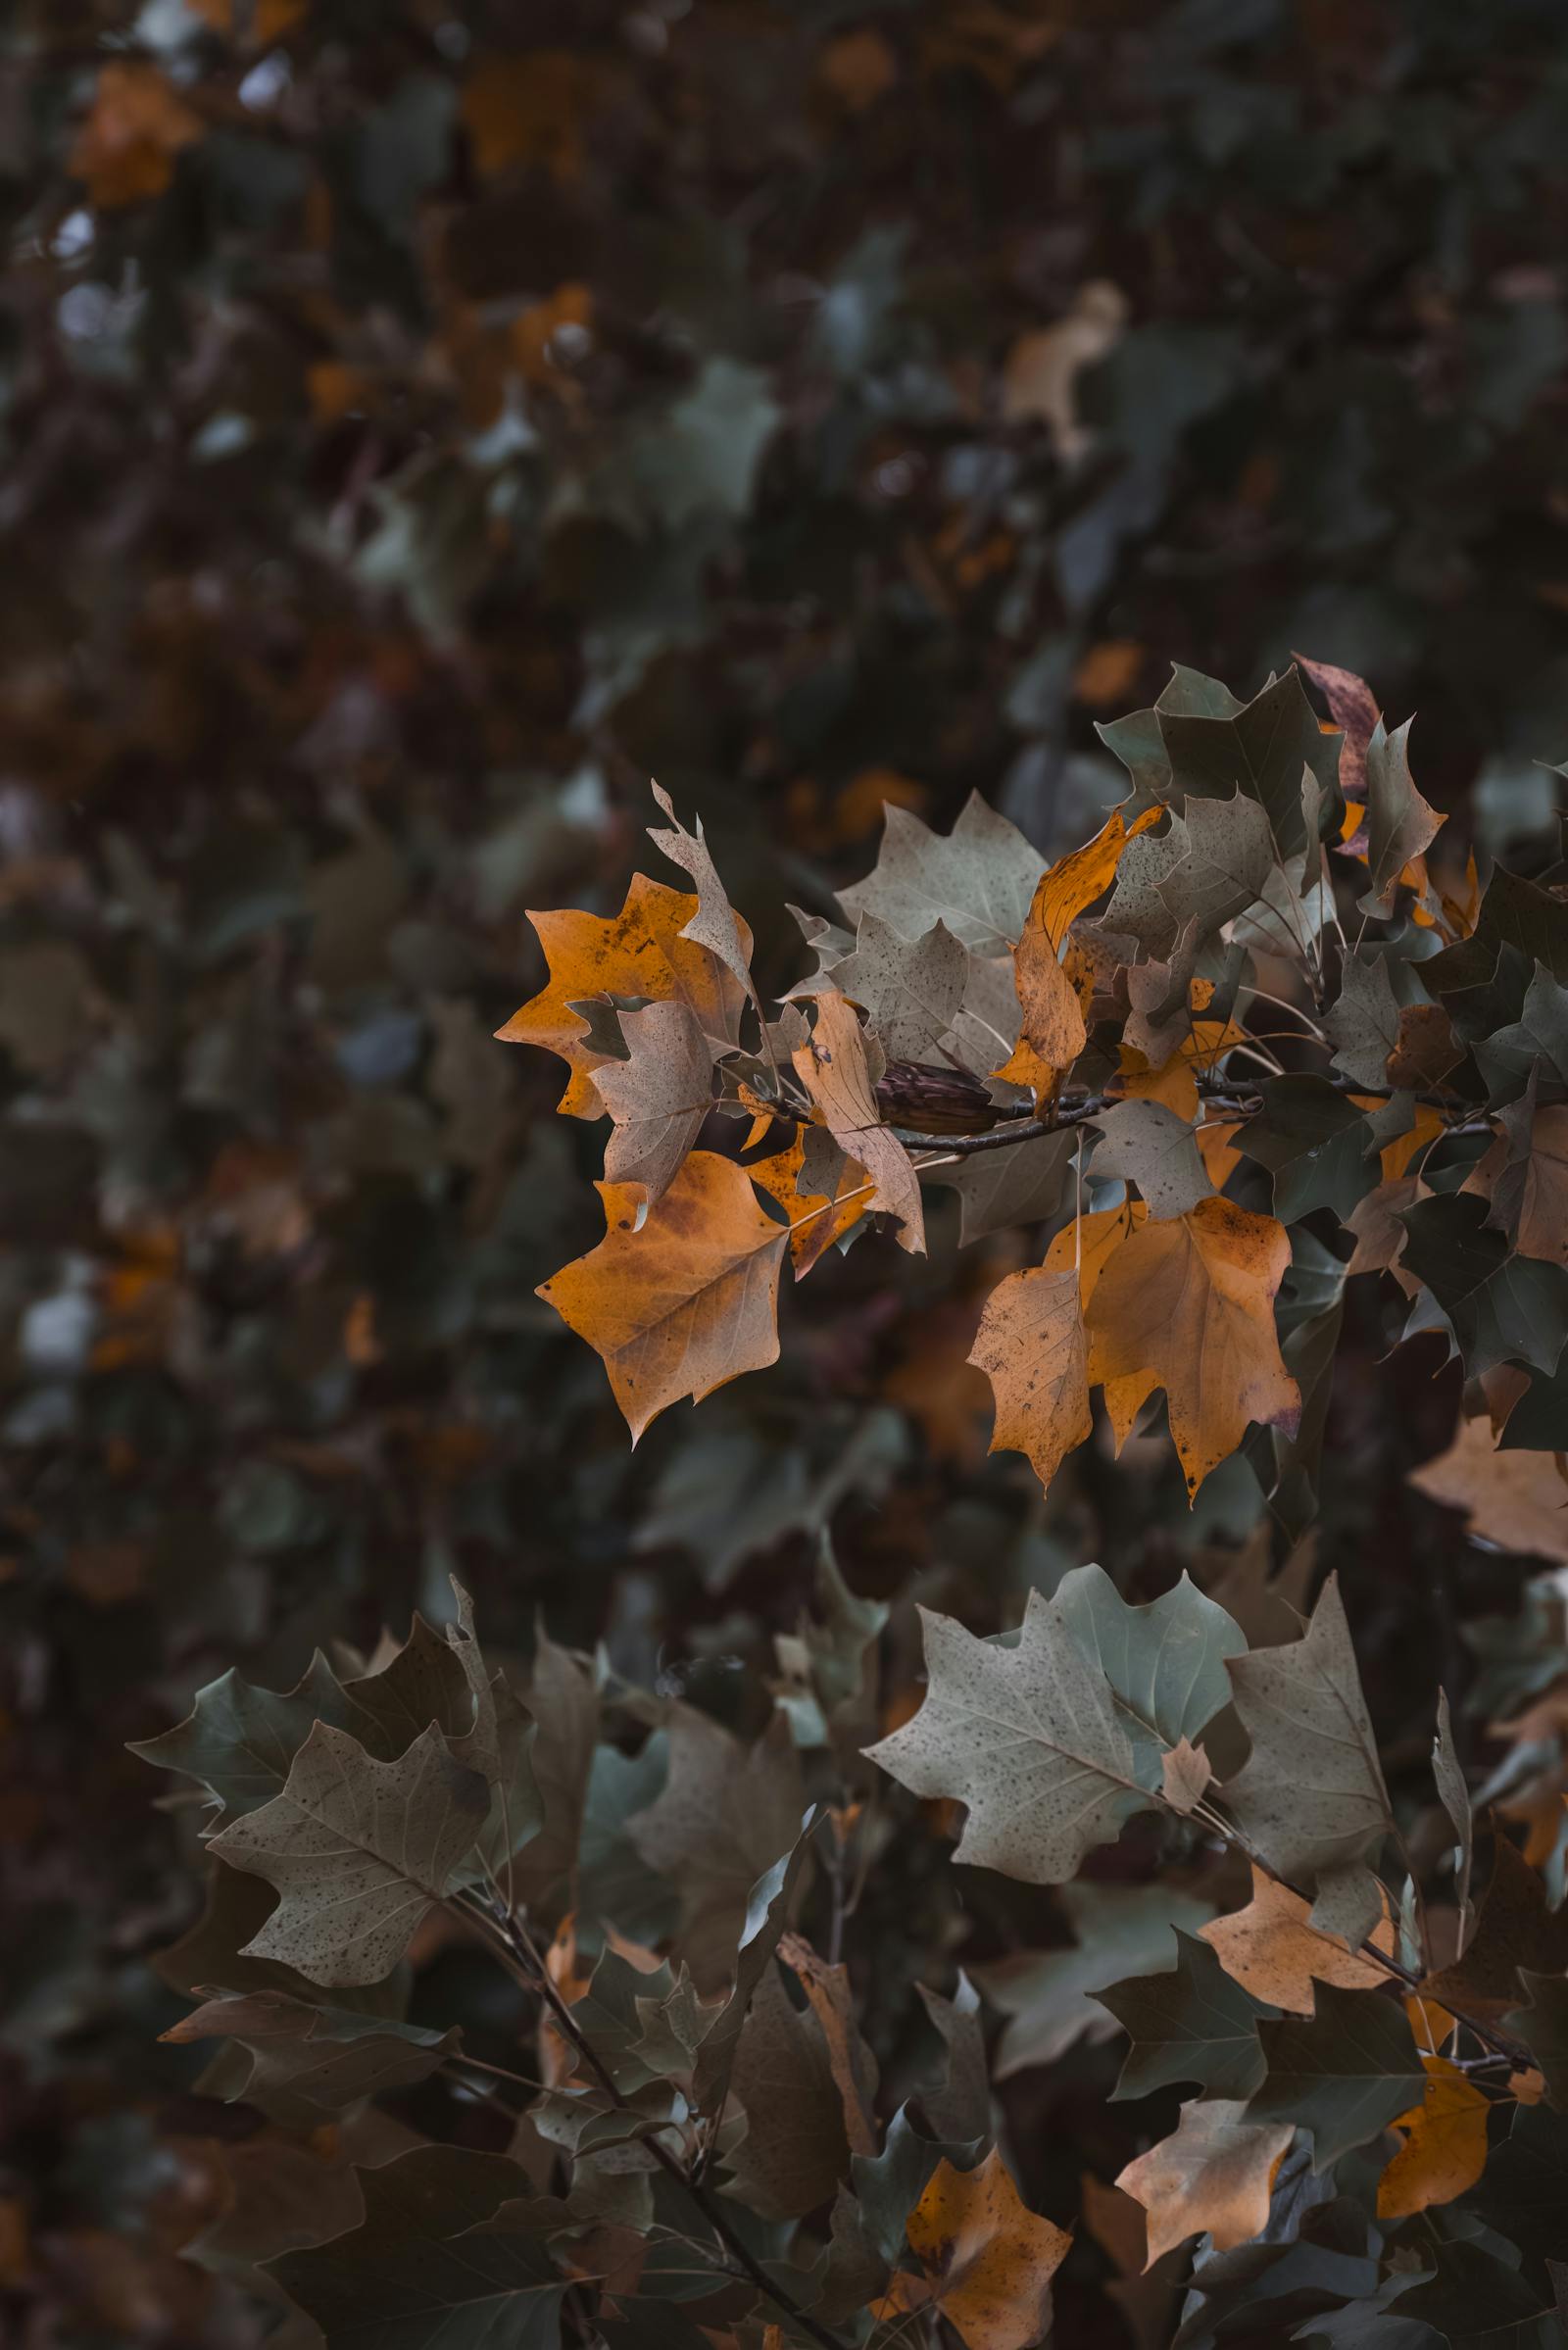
[[969, 1263, 1091, 1494], [1408, 1412, 1568, 1566], [1376, 2053, 1490, 2218], [815, 26, 900, 110], [1116, 2099, 1293, 2265], [537, 1152, 787, 1441], [461, 52, 597, 184], [497, 874, 746, 1119], [996, 806, 1159, 1097], [1200, 1866, 1396, 2013], [874, 2148, 1070, 2350], [1084, 1197, 1300, 1498], [72, 64, 202, 209], [1118, 1018, 1249, 1120], [748, 1129, 869, 1277]]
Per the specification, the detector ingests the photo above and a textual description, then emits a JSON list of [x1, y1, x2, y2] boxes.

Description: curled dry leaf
[[537, 1151, 789, 1441], [791, 990, 925, 1253]]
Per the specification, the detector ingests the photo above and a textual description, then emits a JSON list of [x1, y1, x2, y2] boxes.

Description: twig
[[473, 1895, 851, 2350]]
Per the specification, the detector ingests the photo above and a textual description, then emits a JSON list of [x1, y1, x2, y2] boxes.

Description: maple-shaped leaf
[[537, 1151, 789, 1440], [129, 1651, 358, 1818], [627, 1705, 804, 1993], [1089, 1098, 1212, 1220], [1054, 1561, 1245, 1788], [968, 1262, 1091, 1495], [863, 1587, 1152, 1884], [208, 1721, 489, 1987], [873, 2147, 1070, 2350], [978, 1883, 1217, 2076], [270, 2145, 564, 2350], [791, 990, 925, 1252], [1359, 713, 1445, 913], [1376, 2050, 1491, 2217], [1200, 1867, 1396, 2015], [1083, 1195, 1300, 1498], [1248, 1980, 1425, 2171], [497, 874, 746, 1117], [1469, 1098, 1568, 1267], [1399, 1190, 1568, 1376], [934, 1124, 1077, 1247], [1115, 2098, 1293, 2264], [832, 911, 969, 1062], [748, 1127, 869, 1276], [1095, 1929, 1274, 2101], [1325, 951, 1402, 1089], [1154, 663, 1333, 858], [1408, 1409, 1568, 1565], [1220, 1574, 1395, 1932], [646, 782, 758, 1003], [593, 998, 715, 1206], [162, 1990, 460, 2130], [837, 790, 1047, 956]]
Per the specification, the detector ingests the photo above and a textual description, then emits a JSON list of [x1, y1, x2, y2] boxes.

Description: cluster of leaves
[[517, 654, 1568, 1545], [8, 0, 1568, 2342], [136, 1557, 1568, 2348]]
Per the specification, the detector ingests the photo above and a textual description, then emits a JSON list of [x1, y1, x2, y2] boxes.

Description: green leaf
[[209, 1721, 489, 1987], [1325, 954, 1402, 1090], [1053, 1562, 1246, 1788], [1360, 714, 1445, 911], [1090, 1099, 1213, 1220], [832, 912, 970, 1063], [1157, 665, 1332, 858], [864, 1587, 1152, 1885], [1220, 1574, 1395, 1906], [1473, 960, 1568, 1106], [1399, 1191, 1568, 1375], [976, 1883, 1217, 2076], [129, 1653, 358, 1819], [162, 1990, 460, 2130], [1231, 1077, 1381, 1225], [1095, 1928, 1275, 2101], [1156, 790, 1280, 941], [837, 791, 1047, 956], [1384, 2237, 1564, 2350], [1248, 1980, 1423, 2172], [270, 2146, 565, 2350]]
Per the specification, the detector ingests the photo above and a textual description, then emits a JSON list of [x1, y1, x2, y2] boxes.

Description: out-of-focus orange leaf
[[1074, 641, 1145, 708], [72, 64, 202, 209], [816, 28, 900, 111], [462, 53, 596, 184], [1409, 1412, 1568, 1564]]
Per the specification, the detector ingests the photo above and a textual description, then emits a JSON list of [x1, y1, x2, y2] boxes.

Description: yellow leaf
[[969, 1264, 1091, 1494], [874, 2147, 1070, 2350], [1084, 1197, 1300, 1498], [497, 875, 746, 1119], [1200, 1866, 1396, 2013], [792, 992, 925, 1253], [995, 806, 1159, 1098], [1116, 2099, 1293, 2265], [537, 1152, 787, 1441], [748, 1131, 869, 1277], [1376, 2053, 1490, 2218], [1118, 1018, 1249, 1120]]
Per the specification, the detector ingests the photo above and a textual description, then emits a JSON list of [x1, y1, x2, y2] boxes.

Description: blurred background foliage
[[3, 0, 1568, 2339]]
